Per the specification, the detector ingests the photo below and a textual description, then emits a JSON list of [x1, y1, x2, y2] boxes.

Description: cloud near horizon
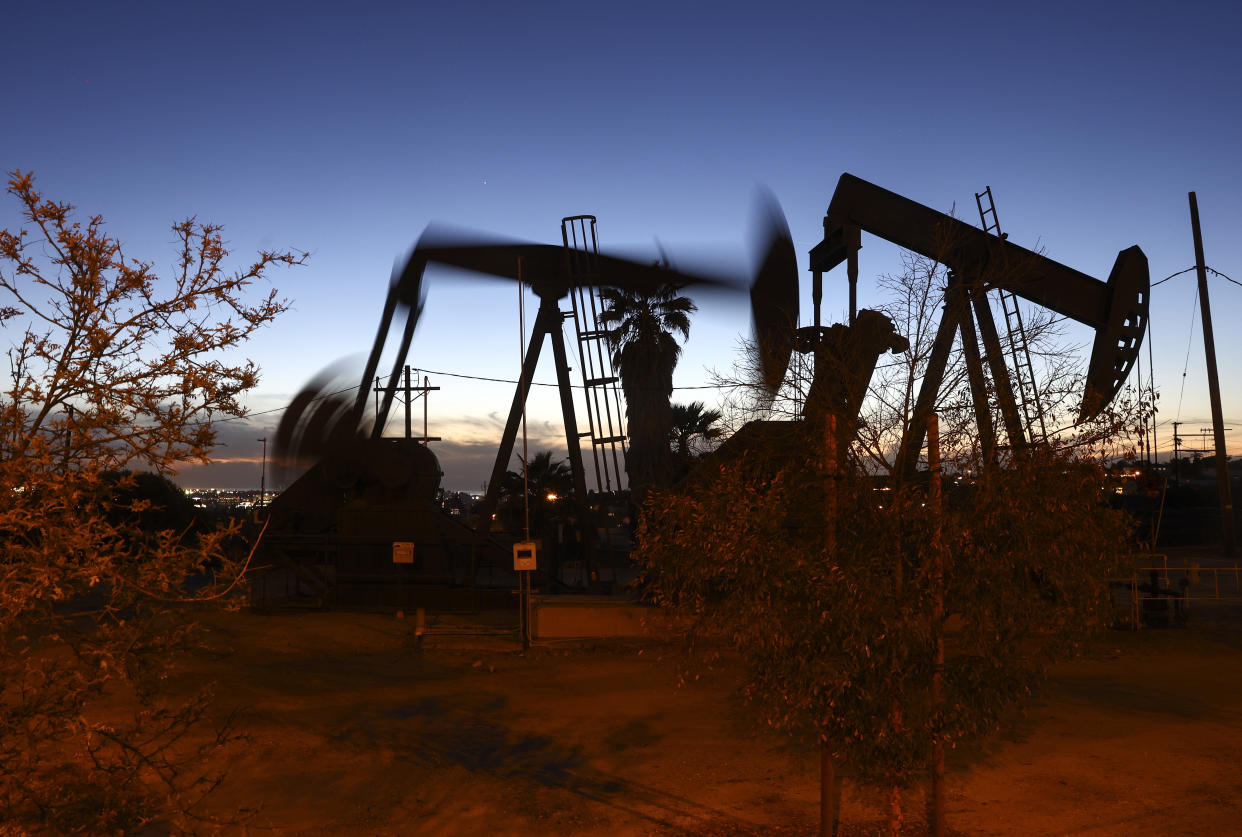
[[171, 411, 581, 492]]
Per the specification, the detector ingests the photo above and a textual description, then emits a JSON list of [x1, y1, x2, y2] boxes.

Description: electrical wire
[[1174, 281, 1200, 427], [203, 262, 1239, 428], [204, 384, 358, 425], [201, 366, 729, 428], [1153, 267, 1195, 288], [1153, 265, 1235, 288], [1147, 309, 1158, 465], [1208, 266, 1239, 287]]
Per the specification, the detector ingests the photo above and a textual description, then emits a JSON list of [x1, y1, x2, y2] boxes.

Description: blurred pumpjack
[[254, 207, 797, 605], [254, 173, 1148, 607]]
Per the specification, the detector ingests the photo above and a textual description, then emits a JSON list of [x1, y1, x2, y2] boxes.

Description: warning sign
[[512, 541, 537, 572]]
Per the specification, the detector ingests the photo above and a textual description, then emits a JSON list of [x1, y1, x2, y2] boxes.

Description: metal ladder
[[561, 215, 628, 493], [974, 187, 1048, 445]]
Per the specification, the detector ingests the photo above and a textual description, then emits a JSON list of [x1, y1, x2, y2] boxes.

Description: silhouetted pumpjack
[[807, 174, 1149, 474], [274, 211, 799, 588]]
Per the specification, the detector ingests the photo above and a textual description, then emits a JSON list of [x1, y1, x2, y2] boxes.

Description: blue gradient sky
[[5, 1, 1240, 490]]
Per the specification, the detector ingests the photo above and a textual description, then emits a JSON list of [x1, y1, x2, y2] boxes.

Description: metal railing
[[1111, 554, 1242, 629]]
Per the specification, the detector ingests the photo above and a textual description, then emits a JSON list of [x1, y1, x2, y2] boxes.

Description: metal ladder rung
[[584, 376, 618, 387], [593, 435, 626, 445]]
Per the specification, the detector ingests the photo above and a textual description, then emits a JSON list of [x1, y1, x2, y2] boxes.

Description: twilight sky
[[4, 0, 1240, 491]]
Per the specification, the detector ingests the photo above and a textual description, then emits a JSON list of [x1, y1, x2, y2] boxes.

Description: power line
[[204, 383, 358, 425], [204, 263, 1240, 429], [1208, 266, 1240, 287], [199, 367, 730, 427], [1152, 265, 1235, 288], [409, 366, 723, 391], [1153, 267, 1195, 288], [1174, 280, 1200, 427]]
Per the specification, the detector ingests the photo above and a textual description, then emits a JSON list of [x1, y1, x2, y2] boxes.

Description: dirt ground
[[159, 586, 1242, 837]]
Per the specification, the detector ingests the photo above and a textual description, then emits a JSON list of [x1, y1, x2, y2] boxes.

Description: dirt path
[[176, 608, 1242, 835]]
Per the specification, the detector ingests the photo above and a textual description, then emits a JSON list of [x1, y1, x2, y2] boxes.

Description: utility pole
[[257, 437, 267, 507], [404, 365, 412, 439], [1172, 421, 1182, 483], [1188, 192, 1235, 555], [820, 413, 838, 837], [927, 412, 945, 837]]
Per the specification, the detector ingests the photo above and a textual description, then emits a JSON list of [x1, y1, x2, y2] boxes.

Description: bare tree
[[656, 248, 1150, 835], [0, 171, 304, 831]]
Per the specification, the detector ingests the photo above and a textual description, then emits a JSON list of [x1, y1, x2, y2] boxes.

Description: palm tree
[[599, 282, 696, 503], [670, 401, 723, 468], [500, 450, 572, 536]]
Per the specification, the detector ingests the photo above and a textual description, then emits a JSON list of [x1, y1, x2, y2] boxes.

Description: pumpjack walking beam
[[809, 174, 1149, 478]]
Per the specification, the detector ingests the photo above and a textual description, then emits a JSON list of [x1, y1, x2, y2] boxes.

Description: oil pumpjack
[[810, 174, 1148, 468], [254, 173, 1148, 607], [255, 211, 797, 606], [708, 173, 1148, 473]]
